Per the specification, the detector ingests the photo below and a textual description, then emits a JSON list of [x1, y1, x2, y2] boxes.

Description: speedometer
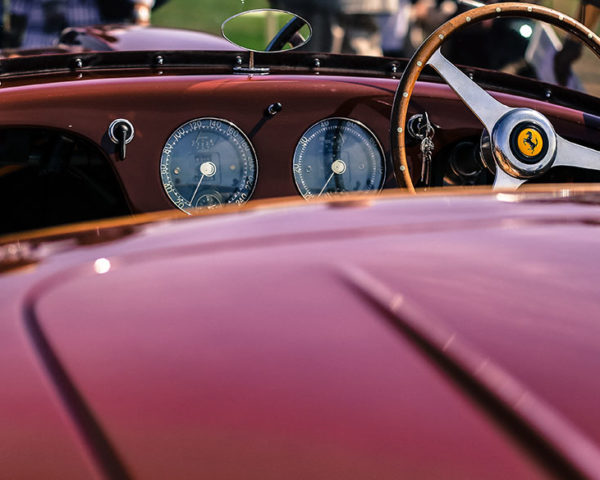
[[292, 118, 385, 199], [160, 118, 257, 213]]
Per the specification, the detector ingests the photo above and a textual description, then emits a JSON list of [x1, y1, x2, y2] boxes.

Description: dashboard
[[1, 66, 600, 233], [119, 73, 403, 212]]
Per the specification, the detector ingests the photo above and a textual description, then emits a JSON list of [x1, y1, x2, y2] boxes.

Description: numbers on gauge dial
[[292, 118, 385, 199], [160, 118, 257, 213]]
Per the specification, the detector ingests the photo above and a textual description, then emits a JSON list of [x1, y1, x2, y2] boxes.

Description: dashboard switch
[[267, 102, 283, 116], [108, 119, 135, 161]]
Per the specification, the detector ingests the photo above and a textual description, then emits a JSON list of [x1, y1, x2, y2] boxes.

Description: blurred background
[[152, 1, 586, 34], [152, 0, 600, 95]]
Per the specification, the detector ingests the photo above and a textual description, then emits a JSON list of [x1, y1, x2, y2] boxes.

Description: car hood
[[58, 24, 239, 52], [3, 190, 600, 479], [1, 25, 237, 58]]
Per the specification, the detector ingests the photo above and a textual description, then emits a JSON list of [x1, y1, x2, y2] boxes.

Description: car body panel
[[0, 275, 99, 478], [2, 190, 600, 478]]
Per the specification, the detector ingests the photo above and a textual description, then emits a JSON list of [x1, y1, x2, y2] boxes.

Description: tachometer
[[160, 118, 257, 212], [292, 118, 385, 199]]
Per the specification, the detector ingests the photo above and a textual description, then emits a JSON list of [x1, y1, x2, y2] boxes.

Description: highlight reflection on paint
[[94, 258, 111, 274]]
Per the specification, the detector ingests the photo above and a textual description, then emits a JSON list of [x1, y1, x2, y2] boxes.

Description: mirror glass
[[222, 9, 311, 53]]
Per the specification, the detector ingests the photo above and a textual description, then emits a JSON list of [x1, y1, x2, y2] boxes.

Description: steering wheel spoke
[[554, 135, 600, 172], [427, 49, 511, 134], [492, 168, 526, 191]]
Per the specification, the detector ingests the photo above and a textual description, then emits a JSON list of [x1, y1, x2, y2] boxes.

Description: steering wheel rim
[[391, 2, 600, 193]]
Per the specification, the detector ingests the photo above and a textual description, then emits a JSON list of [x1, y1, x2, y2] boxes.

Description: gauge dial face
[[160, 118, 257, 213], [292, 118, 385, 199]]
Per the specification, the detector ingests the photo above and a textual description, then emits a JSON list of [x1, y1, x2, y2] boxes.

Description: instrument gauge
[[293, 118, 385, 199], [160, 118, 257, 213]]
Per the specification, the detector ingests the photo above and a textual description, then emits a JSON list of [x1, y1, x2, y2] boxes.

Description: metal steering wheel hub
[[480, 109, 557, 179], [391, 2, 600, 192]]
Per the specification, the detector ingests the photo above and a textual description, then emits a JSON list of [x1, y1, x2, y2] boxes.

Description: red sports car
[[1, 2, 600, 478]]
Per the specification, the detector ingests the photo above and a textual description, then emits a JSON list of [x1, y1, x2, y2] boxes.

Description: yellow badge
[[517, 128, 544, 157]]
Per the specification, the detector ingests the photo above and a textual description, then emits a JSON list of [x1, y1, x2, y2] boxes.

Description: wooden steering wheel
[[391, 2, 600, 192]]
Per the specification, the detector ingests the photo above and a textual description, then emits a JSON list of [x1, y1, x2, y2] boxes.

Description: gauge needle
[[189, 161, 218, 205], [318, 171, 335, 197], [319, 159, 347, 197], [190, 175, 205, 204]]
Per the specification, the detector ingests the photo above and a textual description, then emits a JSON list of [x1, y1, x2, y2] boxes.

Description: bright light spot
[[519, 24, 533, 39], [495, 193, 521, 203], [94, 258, 111, 274]]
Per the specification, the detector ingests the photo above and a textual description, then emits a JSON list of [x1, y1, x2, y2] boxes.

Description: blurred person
[[333, 0, 398, 55], [405, 0, 457, 54], [99, 0, 164, 26], [11, 0, 101, 47], [10, 0, 157, 48], [268, 0, 336, 52], [269, 0, 397, 55], [407, 0, 533, 73], [379, 0, 411, 57], [379, 0, 454, 57], [554, 0, 600, 86]]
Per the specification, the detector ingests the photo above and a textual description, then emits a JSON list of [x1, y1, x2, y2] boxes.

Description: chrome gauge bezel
[[160, 117, 258, 213], [292, 117, 386, 199]]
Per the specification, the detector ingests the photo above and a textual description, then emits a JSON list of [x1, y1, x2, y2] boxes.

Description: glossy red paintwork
[[2, 190, 600, 478]]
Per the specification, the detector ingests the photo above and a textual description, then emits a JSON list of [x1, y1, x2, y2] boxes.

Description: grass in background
[[153, 0, 269, 35]]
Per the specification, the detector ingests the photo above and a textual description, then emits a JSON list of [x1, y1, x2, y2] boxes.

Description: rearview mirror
[[222, 9, 311, 53]]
